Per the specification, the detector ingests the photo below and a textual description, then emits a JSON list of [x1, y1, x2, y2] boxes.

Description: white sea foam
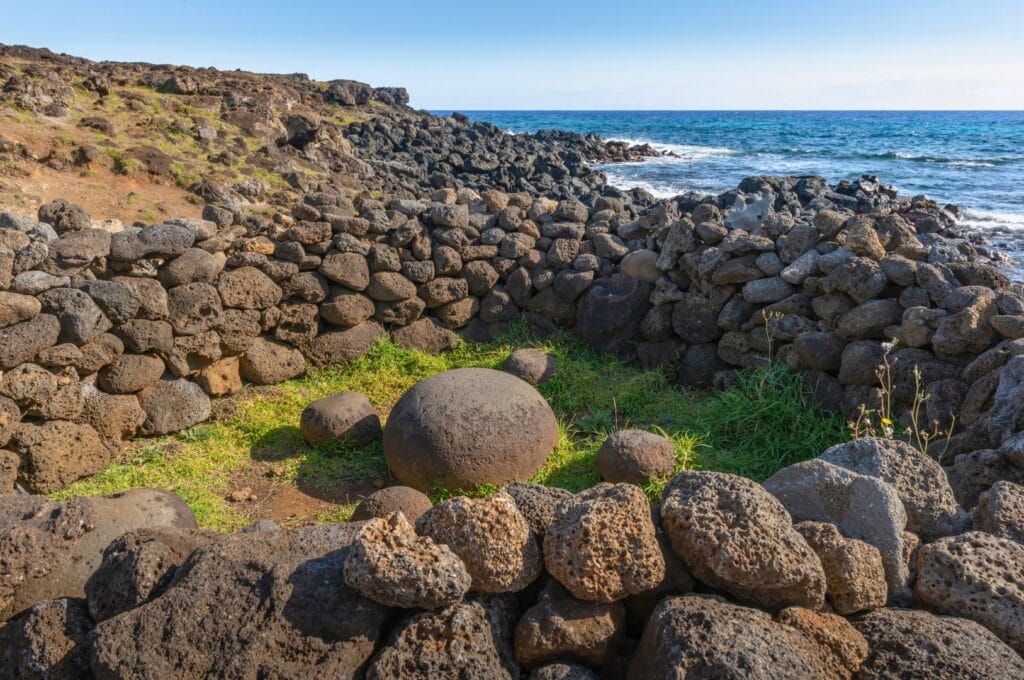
[[960, 208, 1024, 232], [605, 137, 736, 161]]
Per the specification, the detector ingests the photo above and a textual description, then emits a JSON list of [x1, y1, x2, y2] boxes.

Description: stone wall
[[2, 168, 1023, 495]]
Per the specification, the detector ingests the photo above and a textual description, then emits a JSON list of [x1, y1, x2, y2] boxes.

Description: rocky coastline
[[3, 44, 1024, 678]]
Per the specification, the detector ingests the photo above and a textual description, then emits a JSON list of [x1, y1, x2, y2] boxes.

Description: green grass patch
[[52, 327, 848, 529]]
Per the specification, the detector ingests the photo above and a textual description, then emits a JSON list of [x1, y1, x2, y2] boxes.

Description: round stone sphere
[[503, 348, 557, 386], [596, 429, 676, 485], [351, 486, 433, 523], [299, 392, 381, 447], [383, 367, 559, 491]]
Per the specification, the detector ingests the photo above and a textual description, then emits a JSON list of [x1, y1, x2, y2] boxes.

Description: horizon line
[[425, 108, 1024, 113]]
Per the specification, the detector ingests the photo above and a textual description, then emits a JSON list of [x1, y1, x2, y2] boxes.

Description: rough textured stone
[[0, 598, 94, 678], [0, 489, 197, 621], [78, 387, 146, 442], [384, 368, 558, 491], [391, 317, 459, 354], [367, 596, 518, 680], [575, 274, 650, 357], [239, 337, 305, 384], [137, 378, 211, 435], [305, 321, 386, 366], [84, 526, 215, 622], [351, 486, 432, 523], [166, 283, 222, 335], [596, 429, 676, 485], [795, 521, 887, 614], [0, 291, 41, 329], [764, 459, 910, 602], [91, 523, 389, 679], [973, 481, 1024, 541], [195, 356, 242, 396], [544, 483, 665, 603], [946, 449, 1024, 509], [217, 266, 283, 309], [417, 492, 541, 593], [343, 512, 470, 608], [914, 531, 1024, 654], [529, 662, 599, 680], [299, 392, 380, 447], [514, 580, 626, 669], [628, 595, 863, 680], [661, 471, 826, 610], [852, 607, 1024, 679], [98, 353, 165, 394], [8, 420, 109, 493], [504, 482, 576, 537], [820, 437, 968, 541], [0, 315, 60, 369]]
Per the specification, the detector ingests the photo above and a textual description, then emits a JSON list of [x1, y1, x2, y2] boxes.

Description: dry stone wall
[[2, 165, 1024, 494]]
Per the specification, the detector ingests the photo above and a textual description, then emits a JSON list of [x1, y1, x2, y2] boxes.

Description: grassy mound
[[52, 327, 848, 529]]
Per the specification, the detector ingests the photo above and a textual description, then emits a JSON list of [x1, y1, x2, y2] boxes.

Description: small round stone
[[596, 429, 676, 485], [503, 348, 557, 386], [352, 486, 433, 523], [299, 392, 381, 447]]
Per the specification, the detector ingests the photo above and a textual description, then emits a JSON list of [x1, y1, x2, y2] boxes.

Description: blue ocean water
[[437, 110, 1024, 277]]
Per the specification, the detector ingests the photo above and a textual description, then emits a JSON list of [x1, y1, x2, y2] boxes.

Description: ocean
[[435, 110, 1024, 280]]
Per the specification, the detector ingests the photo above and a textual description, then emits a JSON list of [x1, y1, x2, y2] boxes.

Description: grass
[[51, 326, 848, 530]]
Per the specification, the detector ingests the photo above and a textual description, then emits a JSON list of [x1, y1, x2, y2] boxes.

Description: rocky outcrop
[[0, 489, 197, 622], [90, 523, 390, 678]]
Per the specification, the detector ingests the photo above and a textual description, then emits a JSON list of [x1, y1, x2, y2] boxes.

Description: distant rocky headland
[[3, 44, 1024, 679]]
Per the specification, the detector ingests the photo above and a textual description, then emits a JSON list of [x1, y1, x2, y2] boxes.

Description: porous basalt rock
[[544, 483, 665, 603], [628, 595, 865, 680], [416, 492, 542, 594], [343, 512, 471, 609], [90, 523, 390, 678], [764, 459, 910, 602], [914, 531, 1024, 654], [366, 595, 519, 680], [795, 521, 887, 615], [660, 471, 826, 610], [595, 429, 676, 485], [0, 489, 197, 622], [820, 437, 968, 541], [514, 580, 626, 669]]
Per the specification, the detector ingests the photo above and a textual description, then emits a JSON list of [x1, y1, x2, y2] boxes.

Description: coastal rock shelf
[[2, 44, 1024, 678]]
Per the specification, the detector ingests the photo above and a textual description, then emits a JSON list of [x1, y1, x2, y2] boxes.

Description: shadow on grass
[[250, 426, 391, 505], [250, 425, 305, 462]]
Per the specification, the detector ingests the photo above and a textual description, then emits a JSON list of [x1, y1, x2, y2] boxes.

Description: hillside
[[0, 44, 651, 224]]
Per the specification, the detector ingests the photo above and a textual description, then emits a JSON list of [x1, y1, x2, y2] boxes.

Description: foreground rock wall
[[2, 160, 1024, 495], [5, 438, 1024, 677]]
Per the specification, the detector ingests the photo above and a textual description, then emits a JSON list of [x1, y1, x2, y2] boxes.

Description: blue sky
[[3, 1, 1024, 109]]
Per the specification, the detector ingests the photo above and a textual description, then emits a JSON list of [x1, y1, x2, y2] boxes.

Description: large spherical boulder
[[383, 368, 558, 491]]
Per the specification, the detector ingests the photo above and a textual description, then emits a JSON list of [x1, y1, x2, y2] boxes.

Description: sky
[[3, 0, 1024, 110]]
